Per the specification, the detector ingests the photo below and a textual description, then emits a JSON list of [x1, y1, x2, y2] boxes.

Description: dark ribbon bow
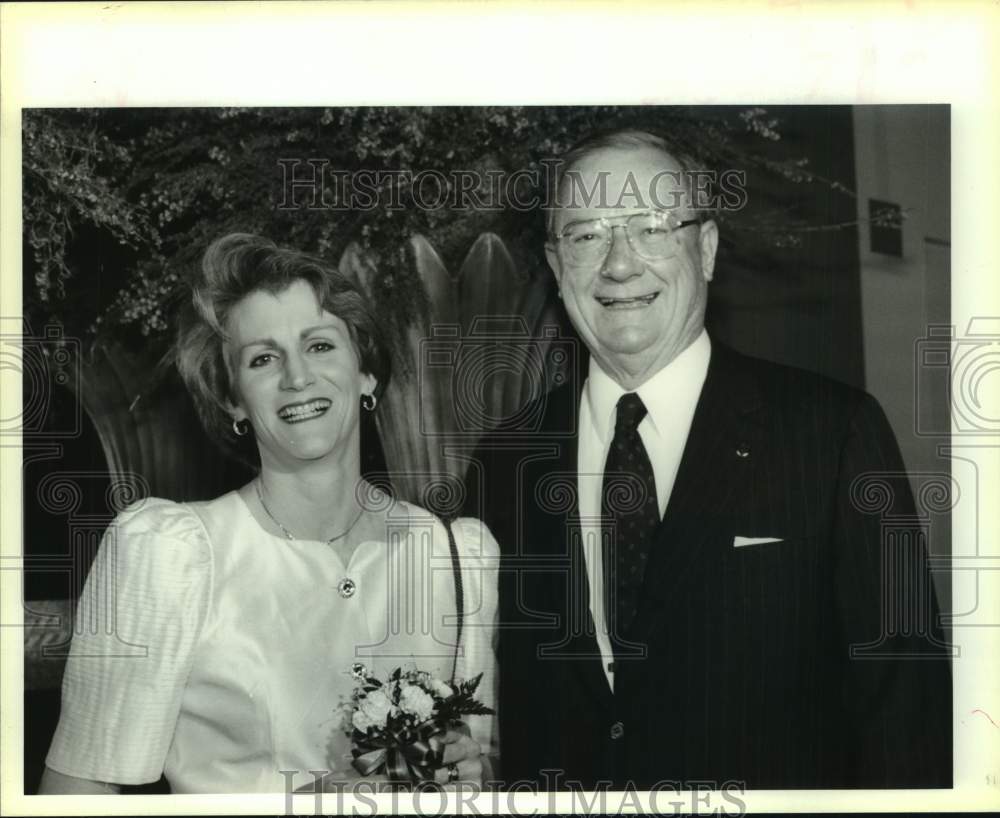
[[351, 726, 446, 782]]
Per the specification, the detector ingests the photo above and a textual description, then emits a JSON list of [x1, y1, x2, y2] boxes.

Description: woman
[[40, 233, 498, 794]]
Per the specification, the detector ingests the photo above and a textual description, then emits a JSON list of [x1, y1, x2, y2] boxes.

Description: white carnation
[[399, 684, 435, 721], [359, 689, 393, 727], [352, 709, 374, 732]]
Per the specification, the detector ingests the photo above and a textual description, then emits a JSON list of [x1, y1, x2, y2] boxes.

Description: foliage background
[[22, 105, 849, 359]]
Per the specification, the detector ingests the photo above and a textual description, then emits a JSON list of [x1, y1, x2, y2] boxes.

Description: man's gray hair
[[544, 128, 709, 238]]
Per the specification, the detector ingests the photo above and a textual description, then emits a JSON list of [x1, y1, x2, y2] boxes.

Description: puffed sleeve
[[45, 497, 213, 785], [450, 516, 500, 773]]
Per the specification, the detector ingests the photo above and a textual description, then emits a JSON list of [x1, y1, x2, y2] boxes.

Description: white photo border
[[2, 1, 998, 814]]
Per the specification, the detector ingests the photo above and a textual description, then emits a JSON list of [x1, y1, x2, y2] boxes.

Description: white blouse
[[46, 491, 499, 793]]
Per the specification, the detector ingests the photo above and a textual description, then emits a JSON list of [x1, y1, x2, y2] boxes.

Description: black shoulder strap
[[443, 517, 464, 684]]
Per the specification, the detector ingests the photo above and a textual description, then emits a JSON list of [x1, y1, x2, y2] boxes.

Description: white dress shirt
[[577, 329, 711, 689]]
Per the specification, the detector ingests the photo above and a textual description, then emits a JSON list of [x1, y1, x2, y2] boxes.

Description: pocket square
[[733, 535, 784, 547]]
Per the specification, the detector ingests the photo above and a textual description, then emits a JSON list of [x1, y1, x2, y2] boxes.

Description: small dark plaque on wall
[[869, 198, 903, 257]]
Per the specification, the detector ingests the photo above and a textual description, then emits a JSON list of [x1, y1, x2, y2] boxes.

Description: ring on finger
[[447, 763, 460, 783]]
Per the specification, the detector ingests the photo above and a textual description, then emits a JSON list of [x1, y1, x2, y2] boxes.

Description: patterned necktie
[[601, 392, 660, 640]]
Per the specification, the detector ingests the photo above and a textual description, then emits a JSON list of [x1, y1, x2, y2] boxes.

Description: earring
[[232, 418, 250, 436], [361, 394, 377, 412]]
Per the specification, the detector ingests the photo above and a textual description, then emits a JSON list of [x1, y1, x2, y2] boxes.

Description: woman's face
[[224, 279, 376, 472]]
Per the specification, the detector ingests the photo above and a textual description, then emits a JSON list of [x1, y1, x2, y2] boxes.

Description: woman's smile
[[277, 398, 332, 423]]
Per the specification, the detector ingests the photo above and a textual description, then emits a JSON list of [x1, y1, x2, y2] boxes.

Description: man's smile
[[277, 398, 331, 423], [594, 292, 660, 309]]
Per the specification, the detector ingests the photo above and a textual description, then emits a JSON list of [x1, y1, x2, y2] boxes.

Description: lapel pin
[[735, 443, 751, 458]]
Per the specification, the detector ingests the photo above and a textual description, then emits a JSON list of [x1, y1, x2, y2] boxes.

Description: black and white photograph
[[2, 3, 998, 816]]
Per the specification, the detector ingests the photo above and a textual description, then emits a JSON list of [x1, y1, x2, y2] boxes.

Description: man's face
[[546, 145, 718, 388]]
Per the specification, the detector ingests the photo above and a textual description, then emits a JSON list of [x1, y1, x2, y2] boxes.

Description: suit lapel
[[530, 380, 613, 705], [629, 343, 766, 642]]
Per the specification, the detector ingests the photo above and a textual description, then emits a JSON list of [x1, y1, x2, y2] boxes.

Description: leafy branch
[[23, 106, 855, 353]]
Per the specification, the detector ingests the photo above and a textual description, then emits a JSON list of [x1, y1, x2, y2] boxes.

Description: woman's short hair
[[176, 233, 390, 465]]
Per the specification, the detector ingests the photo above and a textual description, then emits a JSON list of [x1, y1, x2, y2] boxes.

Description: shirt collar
[[585, 329, 712, 442]]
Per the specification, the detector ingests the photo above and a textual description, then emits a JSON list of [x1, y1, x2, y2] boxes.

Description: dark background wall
[[708, 106, 864, 385]]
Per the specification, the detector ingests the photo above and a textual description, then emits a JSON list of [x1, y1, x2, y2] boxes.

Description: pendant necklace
[[253, 478, 365, 545]]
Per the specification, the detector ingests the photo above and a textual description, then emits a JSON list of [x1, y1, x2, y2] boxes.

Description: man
[[465, 130, 951, 790]]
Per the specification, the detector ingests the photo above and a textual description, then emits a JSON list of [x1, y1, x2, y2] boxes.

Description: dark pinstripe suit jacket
[[465, 341, 951, 790]]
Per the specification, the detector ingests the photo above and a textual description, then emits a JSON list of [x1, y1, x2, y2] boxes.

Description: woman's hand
[[296, 727, 483, 793], [433, 727, 483, 786]]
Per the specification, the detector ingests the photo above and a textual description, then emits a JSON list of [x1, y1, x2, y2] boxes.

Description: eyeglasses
[[551, 211, 700, 266]]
